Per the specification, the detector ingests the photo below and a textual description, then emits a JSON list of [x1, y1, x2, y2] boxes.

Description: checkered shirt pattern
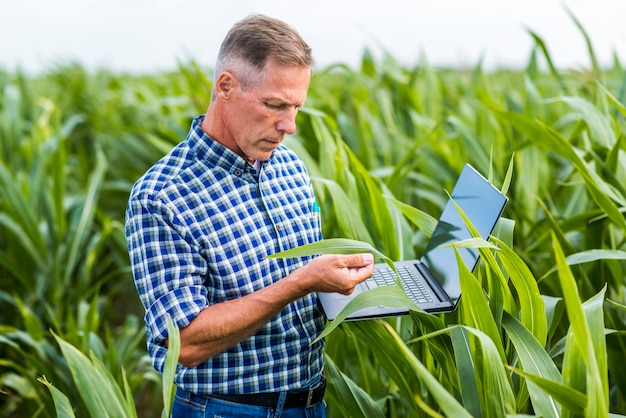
[[125, 115, 325, 394]]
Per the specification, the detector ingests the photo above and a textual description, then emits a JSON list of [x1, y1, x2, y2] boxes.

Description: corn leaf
[[384, 194, 438, 237], [449, 215, 508, 363], [352, 320, 473, 417], [53, 332, 134, 418], [62, 145, 107, 286], [38, 376, 77, 418], [450, 327, 482, 417], [552, 96, 614, 149], [507, 367, 587, 415], [89, 352, 137, 418], [552, 233, 608, 418], [497, 110, 626, 233], [0, 160, 47, 255], [162, 315, 180, 418], [566, 249, 626, 265], [315, 285, 418, 341], [324, 354, 385, 418], [455, 249, 515, 415], [491, 237, 547, 345], [501, 311, 562, 417], [267, 238, 392, 265], [313, 177, 375, 243], [598, 83, 626, 117]]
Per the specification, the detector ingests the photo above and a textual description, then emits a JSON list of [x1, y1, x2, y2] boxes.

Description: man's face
[[221, 60, 311, 163]]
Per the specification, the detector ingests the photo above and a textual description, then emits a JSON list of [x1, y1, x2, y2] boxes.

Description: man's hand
[[291, 253, 375, 295]]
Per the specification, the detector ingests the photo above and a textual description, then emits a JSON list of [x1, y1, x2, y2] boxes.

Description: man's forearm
[[172, 271, 308, 367], [168, 253, 373, 367]]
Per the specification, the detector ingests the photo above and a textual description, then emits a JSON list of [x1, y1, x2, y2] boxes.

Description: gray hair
[[213, 14, 313, 97]]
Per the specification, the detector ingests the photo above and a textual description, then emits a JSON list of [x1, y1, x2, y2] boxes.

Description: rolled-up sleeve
[[125, 193, 208, 344]]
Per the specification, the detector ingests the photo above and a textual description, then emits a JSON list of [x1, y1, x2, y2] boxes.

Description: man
[[125, 14, 374, 417]]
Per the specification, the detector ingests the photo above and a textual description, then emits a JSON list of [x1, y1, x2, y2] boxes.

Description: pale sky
[[0, 0, 624, 74]]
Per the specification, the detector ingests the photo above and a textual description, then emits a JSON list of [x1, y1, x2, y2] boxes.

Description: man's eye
[[264, 102, 301, 112], [265, 102, 283, 110]]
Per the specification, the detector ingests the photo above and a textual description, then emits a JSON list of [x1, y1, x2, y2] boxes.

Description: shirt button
[[276, 225, 281, 231], [234, 169, 242, 176]]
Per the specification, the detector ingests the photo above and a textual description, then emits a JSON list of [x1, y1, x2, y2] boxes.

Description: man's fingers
[[361, 253, 374, 265], [343, 253, 374, 267], [344, 253, 375, 282]]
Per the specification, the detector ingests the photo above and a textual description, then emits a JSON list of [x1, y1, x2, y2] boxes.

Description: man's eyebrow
[[264, 97, 305, 107]]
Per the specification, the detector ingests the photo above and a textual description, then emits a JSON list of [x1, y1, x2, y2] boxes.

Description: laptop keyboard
[[372, 266, 396, 286], [371, 264, 434, 304]]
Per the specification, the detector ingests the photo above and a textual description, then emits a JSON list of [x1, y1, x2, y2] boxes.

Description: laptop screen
[[420, 164, 508, 304]]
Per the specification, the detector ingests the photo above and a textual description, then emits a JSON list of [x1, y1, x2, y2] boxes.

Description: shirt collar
[[189, 115, 271, 177]]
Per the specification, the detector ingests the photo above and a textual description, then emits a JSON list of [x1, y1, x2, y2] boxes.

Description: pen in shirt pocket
[[312, 201, 322, 233]]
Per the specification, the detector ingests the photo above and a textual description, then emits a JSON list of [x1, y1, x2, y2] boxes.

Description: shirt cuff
[[145, 285, 209, 343]]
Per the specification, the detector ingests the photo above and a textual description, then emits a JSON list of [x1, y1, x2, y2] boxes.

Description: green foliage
[[1, 14, 626, 417]]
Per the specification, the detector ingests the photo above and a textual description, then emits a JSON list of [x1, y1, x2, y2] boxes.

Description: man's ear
[[215, 71, 236, 100]]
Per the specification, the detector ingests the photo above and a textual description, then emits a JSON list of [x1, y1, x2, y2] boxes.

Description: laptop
[[317, 163, 508, 321]]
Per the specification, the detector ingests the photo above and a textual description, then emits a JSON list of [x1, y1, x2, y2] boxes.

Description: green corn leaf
[[162, 315, 180, 418], [15, 297, 44, 342], [460, 325, 517, 416], [89, 352, 137, 418], [0, 213, 48, 275], [500, 153, 515, 196], [121, 368, 136, 418], [2, 369, 39, 401], [583, 286, 609, 412], [38, 376, 77, 418], [449, 219, 507, 363], [566, 249, 626, 265], [267, 238, 393, 266], [62, 144, 107, 287], [496, 110, 626, 233], [346, 147, 403, 258], [450, 327, 482, 418], [543, 295, 566, 345], [455, 248, 515, 415], [324, 354, 385, 418], [527, 30, 566, 90], [352, 320, 473, 417], [598, 83, 626, 117], [606, 299, 626, 312], [502, 311, 562, 417], [506, 367, 587, 415], [550, 96, 614, 149], [315, 285, 418, 341], [446, 116, 491, 171], [491, 237, 547, 345], [384, 194, 438, 237], [0, 160, 47, 255], [564, 5, 602, 83], [540, 249, 626, 282], [552, 233, 608, 418], [53, 332, 133, 418], [313, 177, 375, 243]]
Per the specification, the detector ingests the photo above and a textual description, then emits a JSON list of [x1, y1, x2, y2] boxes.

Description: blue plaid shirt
[[125, 115, 325, 394]]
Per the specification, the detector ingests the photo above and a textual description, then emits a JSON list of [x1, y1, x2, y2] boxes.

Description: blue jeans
[[171, 387, 326, 418]]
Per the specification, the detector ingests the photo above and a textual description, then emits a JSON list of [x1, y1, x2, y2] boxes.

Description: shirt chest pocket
[[273, 210, 321, 251]]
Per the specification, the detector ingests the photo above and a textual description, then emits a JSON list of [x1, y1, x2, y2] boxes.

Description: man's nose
[[276, 107, 298, 135]]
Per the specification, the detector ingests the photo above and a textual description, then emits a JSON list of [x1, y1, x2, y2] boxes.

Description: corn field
[[2, 19, 626, 417]]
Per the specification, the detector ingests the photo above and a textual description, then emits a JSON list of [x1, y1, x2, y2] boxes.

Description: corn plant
[[1, 10, 626, 417]]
